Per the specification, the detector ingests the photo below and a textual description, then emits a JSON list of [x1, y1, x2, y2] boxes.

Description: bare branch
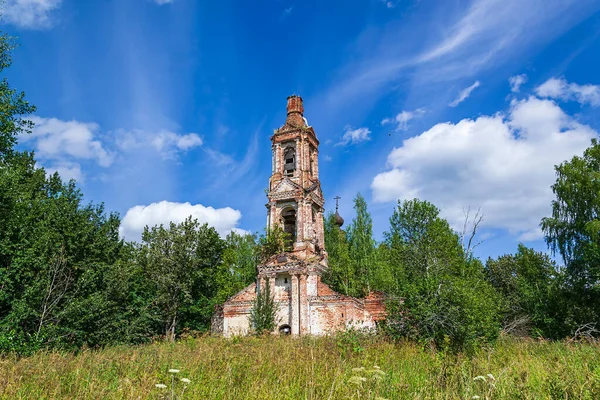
[[460, 206, 485, 259]]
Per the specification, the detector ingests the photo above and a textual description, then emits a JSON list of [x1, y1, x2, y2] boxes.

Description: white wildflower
[[155, 384, 167, 389], [168, 369, 180, 374], [473, 375, 486, 382], [180, 378, 191, 384], [472, 396, 480, 399], [368, 369, 386, 377], [348, 376, 367, 385], [487, 373, 495, 381]]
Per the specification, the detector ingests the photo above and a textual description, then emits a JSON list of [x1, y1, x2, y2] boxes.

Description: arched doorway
[[279, 324, 291, 335]]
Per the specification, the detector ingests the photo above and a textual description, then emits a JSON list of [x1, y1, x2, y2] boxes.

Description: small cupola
[[334, 196, 344, 227]]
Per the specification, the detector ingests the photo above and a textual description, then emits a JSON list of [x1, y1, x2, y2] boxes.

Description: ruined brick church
[[213, 96, 385, 336]]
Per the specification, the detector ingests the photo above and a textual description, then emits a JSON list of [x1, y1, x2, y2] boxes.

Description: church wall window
[[284, 147, 296, 177], [281, 207, 296, 249]]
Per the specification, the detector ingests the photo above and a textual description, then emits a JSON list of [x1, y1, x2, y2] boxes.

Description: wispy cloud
[[313, 0, 600, 118], [382, 108, 426, 131], [337, 126, 371, 146], [153, 0, 174, 5], [449, 80, 481, 107], [2, 0, 63, 29], [381, 0, 400, 8], [509, 74, 528, 93]]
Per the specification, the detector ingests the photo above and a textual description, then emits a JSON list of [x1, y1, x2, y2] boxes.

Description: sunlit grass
[[0, 335, 599, 399]]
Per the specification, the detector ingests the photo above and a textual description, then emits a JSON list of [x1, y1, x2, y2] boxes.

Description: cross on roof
[[334, 196, 341, 212]]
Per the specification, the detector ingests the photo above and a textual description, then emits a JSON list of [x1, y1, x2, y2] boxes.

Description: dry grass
[[1, 335, 599, 399]]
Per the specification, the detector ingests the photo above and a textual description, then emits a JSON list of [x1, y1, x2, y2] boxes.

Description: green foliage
[[485, 245, 563, 337], [2, 336, 600, 399], [139, 217, 226, 340], [0, 33, 36, 161], [322, 212, 354, 296], [323, 194, 382, 298], [0, 152, 132, 352], [348, 193, 377, 295], [213, 231, 258, 305], [257, 224, 291, 263], [540, 138, 600, 336], [382, 199, 501, 352], [335, 327, 367, 358], [249, 279, 277, 334]]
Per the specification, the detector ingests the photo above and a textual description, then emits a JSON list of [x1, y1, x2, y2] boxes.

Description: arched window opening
[[284, 147, 296, 177], [279, 324, 291, 335], [281, 208, 296, 249]]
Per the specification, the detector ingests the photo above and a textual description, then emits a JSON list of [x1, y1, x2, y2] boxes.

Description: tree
[[0, 32, 35, 161], [347, 193, 377, 295], [541, 139, 600, 282], [249, 279, 278, 334], [383, 199, 501, 352], [0, 154, 128, 351], [485, 245, 561, 337], [139, 217, 225, 341], [322, 212, 354, 296], [213, 231, 258, 305], [540, 139, 600, 335]]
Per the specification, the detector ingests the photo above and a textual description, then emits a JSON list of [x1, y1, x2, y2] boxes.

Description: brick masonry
[[215, 95, 386, 337]]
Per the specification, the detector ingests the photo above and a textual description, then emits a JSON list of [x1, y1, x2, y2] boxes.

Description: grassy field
[[1, 335, 599, 399]]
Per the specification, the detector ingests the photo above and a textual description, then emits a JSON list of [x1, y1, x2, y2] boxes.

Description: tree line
[[322, 161, 600, 350], [1, 31, 599, 354]]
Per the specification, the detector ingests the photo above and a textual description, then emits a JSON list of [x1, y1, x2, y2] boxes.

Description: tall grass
[[1, 335, 599, 399]]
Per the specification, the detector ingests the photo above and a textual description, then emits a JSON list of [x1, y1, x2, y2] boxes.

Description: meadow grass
[[1, 335, 599, 399]]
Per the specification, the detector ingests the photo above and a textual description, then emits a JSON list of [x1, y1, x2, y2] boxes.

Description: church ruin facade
[[214, 96, 385, 337]]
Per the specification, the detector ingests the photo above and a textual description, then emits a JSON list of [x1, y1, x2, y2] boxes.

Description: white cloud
[[19, 117, 204, 182], [116, 129, 203, 159], [120, 200, 243, 241], [44, 162, 83, 182], [371, 96, 597, 241], [153, 0, 174, 4], [382, 108, 426, 131], [151, 131, 203, 152], [509, 74, 528, 93], [337, 126, 371, 146], [449, 81, 481, 107], [2, 0, 62, 29], [21, 117, 114, 178], [535, 77, 600, 107]]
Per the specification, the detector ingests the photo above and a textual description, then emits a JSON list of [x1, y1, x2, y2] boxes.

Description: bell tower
[[265, 95, 326, 259], [258, 95, 327, 336]]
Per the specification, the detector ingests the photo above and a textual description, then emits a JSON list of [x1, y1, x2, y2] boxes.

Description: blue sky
[[3, 0, 600, 261]]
